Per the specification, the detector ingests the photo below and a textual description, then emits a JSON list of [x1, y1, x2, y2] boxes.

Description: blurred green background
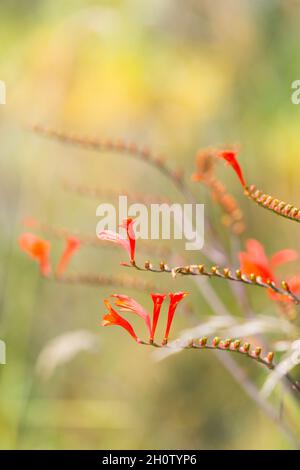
[[1, 0, 300, 449]]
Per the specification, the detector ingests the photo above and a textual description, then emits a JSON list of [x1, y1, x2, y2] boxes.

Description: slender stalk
[[123, 259, 300, 305]]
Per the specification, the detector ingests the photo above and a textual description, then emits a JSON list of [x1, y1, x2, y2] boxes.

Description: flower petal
[[120, 218, 136, 262], [102, 299, 139, 342], [98, 230, 130, 258], [270, 249, 298, 269], [287, 275, 300, 294], [163, 292, 188, 344], [56, 236, 81, 276], [19, 233, 51, 276], [150, 293, 166, 343], [239, 239, 274, 282], [112, 294, 151, 335], [239, 252, 274, 282], [217, 149, 246, 188]]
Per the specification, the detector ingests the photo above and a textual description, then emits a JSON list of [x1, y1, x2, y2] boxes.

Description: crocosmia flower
[[120, 218, 135, 263], [56, 236, 81, 276], [19, 232, 51, 276], [112, 294, 151, 335], [163, 292, 189, 344], [102, 299, 140, 342], [217, 149, 246, 188], [150, 293, 166, 343], [239, 239, 299, 301], [98, 218, 136, 263]]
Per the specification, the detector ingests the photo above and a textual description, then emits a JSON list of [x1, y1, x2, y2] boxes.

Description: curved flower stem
[[143, 337, 300, 395], [124, 260, 300, 305], [143, 338, 275, 369], [245, 185, 300, 223]]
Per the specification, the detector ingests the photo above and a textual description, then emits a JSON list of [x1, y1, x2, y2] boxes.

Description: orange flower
[[103, 292, 189, 343], [19, 232, 51, 276], [56, 236, 81, 276], [163, 292, 189, 344], [112, 294, 151, 335], [150, 293, 166, 343], [102, 299, 140, 342], [98, 218, 136, 263], [239, 239, 299, 301], [286, 275, 300, 296], [217, 149, 246, 188]]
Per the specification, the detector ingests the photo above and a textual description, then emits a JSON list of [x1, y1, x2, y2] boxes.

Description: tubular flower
[[120, 218, 136, 263], [56, 236, 81, 276], [163, 292, 189, 344], [216, 149, 246, 188], [239, 239, 299, 301], [19, 233, 51, 276], [150, 293, 166, 343], [98, 218, 136, 263], [192, 148, 245, 235], [112, 294, 151, 335], [102, 299, 140, 342]]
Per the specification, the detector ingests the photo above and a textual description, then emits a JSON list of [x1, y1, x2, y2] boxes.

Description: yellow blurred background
[[1, 0, 300, 449]]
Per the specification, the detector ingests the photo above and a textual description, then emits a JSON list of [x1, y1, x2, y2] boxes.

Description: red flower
[[112, 294, 151, 335], [120, 218, 135, 263], [150, 293, 166, 343], [56, 236, 81, 276], [102, 299, 140, 342], [163, 292, 189, 344], [98, 218, 136, 263], [217, 149, 246, 188], [19, 233, 51, 276], [239, 239, 299, 301]]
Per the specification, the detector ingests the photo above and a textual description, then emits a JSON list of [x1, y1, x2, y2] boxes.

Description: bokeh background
[[1, 0, 300, 449]]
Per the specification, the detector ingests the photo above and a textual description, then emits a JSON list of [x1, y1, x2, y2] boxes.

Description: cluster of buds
[[245, 185, 300, 223], [196, 336, 275, 368], [216, 147, 300, 224]]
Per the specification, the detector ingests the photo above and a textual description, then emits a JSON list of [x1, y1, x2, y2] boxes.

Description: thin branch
[[123, 259, 300, 305], [148, 336, 275, 370]]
